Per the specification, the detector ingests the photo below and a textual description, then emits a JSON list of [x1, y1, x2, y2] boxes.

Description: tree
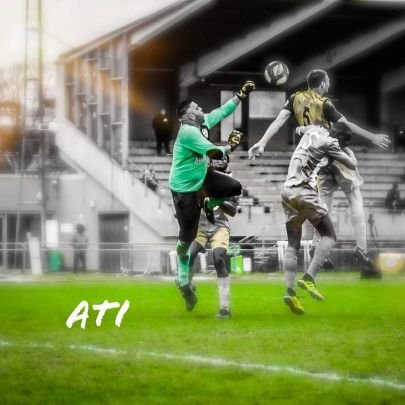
[[0, 63, 55, 171]]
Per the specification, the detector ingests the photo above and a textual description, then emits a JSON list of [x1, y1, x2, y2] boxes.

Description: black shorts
[[171, 191, 201, 243], [202, 169, 242, 198], [172, 169, 242, 244]]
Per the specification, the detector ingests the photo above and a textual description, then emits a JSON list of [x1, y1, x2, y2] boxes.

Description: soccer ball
[[264, 61, 289, 86]]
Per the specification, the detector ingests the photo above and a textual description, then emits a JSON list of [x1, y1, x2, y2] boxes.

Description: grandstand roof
[[59, 0, 405, 92]]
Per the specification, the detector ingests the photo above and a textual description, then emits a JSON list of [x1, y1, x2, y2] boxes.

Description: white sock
[[307, 236, 335, 279], [352, 214, 367, 252], [284, 247, 298, 289], [217, 277, 230, 310]]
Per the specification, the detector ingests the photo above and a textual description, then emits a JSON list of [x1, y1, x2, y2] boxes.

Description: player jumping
[[281, 123, 357, 314], [188, 157, 237, 319], [169, 81, 255, 311], [248, 69, 390, 278]]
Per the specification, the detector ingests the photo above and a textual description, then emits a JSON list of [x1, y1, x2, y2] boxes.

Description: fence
[[1, 241, 404, 275]]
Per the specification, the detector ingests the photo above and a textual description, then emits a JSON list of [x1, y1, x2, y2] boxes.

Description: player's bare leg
[[283, 222, 305, 315], [311, 189, 335, 270], [345, 187, 382, 278], [299, 215, 336, 301], [213, 247, 231, 319]]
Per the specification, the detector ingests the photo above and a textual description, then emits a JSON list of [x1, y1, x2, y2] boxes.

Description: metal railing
[[126, 159, 173, 206], [0, 241, 404, 275]]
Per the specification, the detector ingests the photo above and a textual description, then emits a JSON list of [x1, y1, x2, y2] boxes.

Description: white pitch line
[[143, 352, 405, 392], [1, 339, 405, 392]]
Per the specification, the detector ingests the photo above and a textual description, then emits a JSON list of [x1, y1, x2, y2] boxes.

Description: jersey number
[[303, 106, 311, 126]]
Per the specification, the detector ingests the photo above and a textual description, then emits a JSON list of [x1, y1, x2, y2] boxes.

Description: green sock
[[176, 241, 190, 286], [207, 197, 225, 210]]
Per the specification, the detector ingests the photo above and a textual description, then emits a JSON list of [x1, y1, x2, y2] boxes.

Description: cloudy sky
[[0, 0, 177, 67]]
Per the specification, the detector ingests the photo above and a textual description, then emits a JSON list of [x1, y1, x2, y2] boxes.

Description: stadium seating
[[128, 143, 405, 210]]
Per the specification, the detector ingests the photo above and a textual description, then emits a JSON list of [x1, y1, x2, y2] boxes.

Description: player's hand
[[236, 80, 256, 100], [371, 134, 391, 150], [295, 126, 306, 137], [248, 143, 265, 159], [228, 129, 243, 151]]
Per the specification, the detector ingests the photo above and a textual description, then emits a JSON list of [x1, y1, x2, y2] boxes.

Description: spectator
[[142, 164, 159, 191], [367, 213, 377, 240], [385, 182, 402, 209], [152, 108, 172, 155], [394, 125, 405, 152], [71, 224, 88, 273]]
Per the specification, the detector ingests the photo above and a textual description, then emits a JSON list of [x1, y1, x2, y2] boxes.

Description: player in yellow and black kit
[[249, 69, 390, 278], [188, 157, 238, 319]]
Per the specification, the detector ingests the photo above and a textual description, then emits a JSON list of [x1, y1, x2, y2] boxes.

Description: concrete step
[[231, 151, 405, 160], [126, 149, 405, 211]]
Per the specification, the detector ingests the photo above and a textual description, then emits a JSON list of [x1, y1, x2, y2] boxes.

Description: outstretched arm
[[204, 96, 241, 130], [338, 116, 391, 150], [248, 109, 291, 158], [204, 81, 255, 129]]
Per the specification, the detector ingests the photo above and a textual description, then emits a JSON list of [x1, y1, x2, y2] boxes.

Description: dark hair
[[307, 69, 328, 89], [330, 122, 352, 147], [177, 99, 193, 118]]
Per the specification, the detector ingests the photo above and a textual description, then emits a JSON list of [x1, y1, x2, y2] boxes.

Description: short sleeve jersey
[[198, 206, 230, 234], [169, 99, 238, 193], [284, 89, 342, 128], [285, 126, 345, 189]]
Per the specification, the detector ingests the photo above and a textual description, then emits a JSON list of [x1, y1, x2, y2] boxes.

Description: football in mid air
[[264, 61, 289, 86]]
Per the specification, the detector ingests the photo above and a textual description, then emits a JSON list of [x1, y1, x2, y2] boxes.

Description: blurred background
[[0, 0, 405, 275]]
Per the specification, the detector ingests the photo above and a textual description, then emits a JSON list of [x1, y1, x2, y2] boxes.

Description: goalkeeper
[[169, 81, 255, 311]]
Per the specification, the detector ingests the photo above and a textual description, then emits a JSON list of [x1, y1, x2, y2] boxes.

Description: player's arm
[[219, 197, 238, 217], [204, 81, 255, 129], [185, 128, 241, 159], [337, 116, 391, 150], [324, 101, 390, 150], [204, 98, 240, 130], [333, 150, 357, 170], [248, 108, 291, 159], [207, 130, 243, 159], [296, 125, 328, 137], [184, 127, 227, 158], [326, 139, 357, 170]]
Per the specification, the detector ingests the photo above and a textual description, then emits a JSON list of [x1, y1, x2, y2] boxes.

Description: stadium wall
[[0, 174, 58, 212]]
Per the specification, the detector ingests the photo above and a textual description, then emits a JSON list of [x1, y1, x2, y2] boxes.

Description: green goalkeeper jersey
[[169, 99, 238, 193]]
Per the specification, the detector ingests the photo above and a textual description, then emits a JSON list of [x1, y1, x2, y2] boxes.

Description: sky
[[2, 0, 405, 68], [0, 0, 178, 67]]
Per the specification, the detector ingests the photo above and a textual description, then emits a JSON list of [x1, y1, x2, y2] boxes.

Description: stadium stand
[[128, 142, 405, 210]]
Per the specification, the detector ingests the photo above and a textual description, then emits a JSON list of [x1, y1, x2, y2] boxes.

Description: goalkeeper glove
[[228, 130, 243, 151], [236, 81, 256, 100]]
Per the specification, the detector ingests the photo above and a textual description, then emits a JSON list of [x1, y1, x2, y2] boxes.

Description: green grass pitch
[[0, 273, 405, 404]]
